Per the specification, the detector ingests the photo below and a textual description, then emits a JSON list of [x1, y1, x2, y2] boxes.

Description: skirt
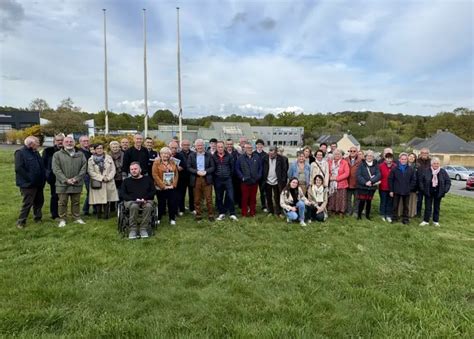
[[328, 188, 347, 213], [397, 191, 417, 217]]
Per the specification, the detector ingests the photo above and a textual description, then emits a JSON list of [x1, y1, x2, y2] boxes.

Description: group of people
[[15, 134, 451, 239]]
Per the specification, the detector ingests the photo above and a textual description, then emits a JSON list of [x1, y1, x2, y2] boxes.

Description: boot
[[104, 203, 110, 219], [366, 200, 372, 220], [96, 205, 103, 219], [357, 200, 365, 220]]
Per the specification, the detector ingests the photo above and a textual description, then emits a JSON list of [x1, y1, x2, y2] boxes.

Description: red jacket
[[379, 162, 397, 191], [347, 156, 362, 189], [328, 159, 350, 189]]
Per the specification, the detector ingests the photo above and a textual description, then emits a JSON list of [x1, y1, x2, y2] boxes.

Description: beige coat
[[88, 154, 119, 204], [310, 160, 330, 187], [307, 184, 328, 219], [280, 186, 310, 211]]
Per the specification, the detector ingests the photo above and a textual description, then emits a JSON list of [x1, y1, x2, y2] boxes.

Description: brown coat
[[152, 159, 179, 190], [347, 156, 362, 189]]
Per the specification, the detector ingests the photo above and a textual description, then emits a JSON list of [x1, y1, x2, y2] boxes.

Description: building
[[251, 126, 304, 147], [199, 122, 255, 143], [317, 133, 360, 152], [148, 125, 198, 143], [413, 131, 474, 166], [0, 110, 40, 135]]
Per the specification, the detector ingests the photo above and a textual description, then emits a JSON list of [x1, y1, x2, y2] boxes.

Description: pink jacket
[[328, 159, 350, 189]]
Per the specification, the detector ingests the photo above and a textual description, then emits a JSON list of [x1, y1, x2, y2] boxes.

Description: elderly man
[[236, 142, 262, 217], [52, 136, 87, 227], [77, 135, 94, 216], [42, 133, 64, 219], [187, 139, 215, 221], [213, 141, 237, 221], [168, 140, 187, 216], [253, 139, 268, 212], [226, 139, 241, 208], [346, 146, 362, 216], [238, 137, 247, 154], [122, 162, 156, 239], [177, 139, 195, 214], [416, 147, 431, 217], [15, 136, 45, 229], [262, 146, 286, 217], [122, 134, 149, 176]]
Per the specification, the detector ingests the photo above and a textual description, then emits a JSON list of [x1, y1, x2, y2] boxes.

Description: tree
[[150, 109, 178, 126], [41, 111, 87, 136], [29, 98, 50, 112], [57, 97, 81, 112]]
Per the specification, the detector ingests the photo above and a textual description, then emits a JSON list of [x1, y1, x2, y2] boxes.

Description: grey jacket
[[52, 149, 87, 194]]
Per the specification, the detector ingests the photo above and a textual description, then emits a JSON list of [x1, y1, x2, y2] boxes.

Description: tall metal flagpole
[[103, 9, 109, 135], [177, 7, 183, 145], [143, 8, 149, 137]]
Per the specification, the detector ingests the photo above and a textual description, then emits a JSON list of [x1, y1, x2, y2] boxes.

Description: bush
[[90, 135, 166, 152]]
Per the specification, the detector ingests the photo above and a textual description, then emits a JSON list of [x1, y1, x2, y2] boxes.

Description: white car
[[444, 165, 474, 181]]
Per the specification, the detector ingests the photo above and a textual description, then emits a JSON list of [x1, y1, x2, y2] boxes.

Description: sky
[[1, 0, 473, 117]]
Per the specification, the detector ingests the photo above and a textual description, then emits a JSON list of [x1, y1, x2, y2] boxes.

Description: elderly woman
[[418, 157, 451, 227], [307, 174, 328, 222], [327, 149, 350, 217], [389, 153, 416, 224], [310, 149, 329, 187], [288, 151, 311, 195], [356, 150, 381, 220], [109, 141, 124, 212], [280, 177, 311, 227], [152, 146, 179, 225], [303, 146, 315, 165], [87, 143, 119, 219], [397, 152, 419, 219]]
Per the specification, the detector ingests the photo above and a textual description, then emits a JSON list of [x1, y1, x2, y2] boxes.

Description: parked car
[[444, 165, 474, 181], [466, 175, 474, 191]]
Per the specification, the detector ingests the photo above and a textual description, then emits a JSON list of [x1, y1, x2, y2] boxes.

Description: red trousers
[[241, 183, 258, 217]]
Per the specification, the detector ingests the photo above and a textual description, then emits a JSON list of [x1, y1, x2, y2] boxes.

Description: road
[[448, 179, 474, 198]]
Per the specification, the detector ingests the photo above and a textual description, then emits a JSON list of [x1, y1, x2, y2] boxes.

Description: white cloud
[[115, 100, 173, 114]]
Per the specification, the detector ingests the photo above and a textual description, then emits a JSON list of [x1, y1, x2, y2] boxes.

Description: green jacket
[[52, 149, 87, 194]]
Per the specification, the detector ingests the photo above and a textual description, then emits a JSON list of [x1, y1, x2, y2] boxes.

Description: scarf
[[289, 187, 299, 206], [431, 167, 441, 187], [329, 160, 340, 195], [399, 164, 407, 173], [93, 154, 106, 174], [311, 185, 325, 203]]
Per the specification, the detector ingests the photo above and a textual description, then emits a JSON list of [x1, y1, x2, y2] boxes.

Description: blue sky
[[1, 0, 473, 117]]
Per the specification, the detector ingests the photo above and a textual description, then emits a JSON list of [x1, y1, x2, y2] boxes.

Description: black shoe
[[34, 218, 42, 223], [208, 216, 215, 222], [402, 220, 409, 225], [366, 216, 371, 221], [195, 216, 202, 222]]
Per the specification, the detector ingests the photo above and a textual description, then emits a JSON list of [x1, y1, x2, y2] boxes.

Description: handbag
[[90, 179, 102, 189], [366, 165, 381, 187]]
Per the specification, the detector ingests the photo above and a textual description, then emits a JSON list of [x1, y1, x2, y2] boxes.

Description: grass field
[[0, 149, 473, 337]]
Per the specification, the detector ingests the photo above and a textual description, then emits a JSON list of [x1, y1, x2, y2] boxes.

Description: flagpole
[[103, 9, 109, 135], [143, 8, 148, 137], [177, 7, 183, 146]]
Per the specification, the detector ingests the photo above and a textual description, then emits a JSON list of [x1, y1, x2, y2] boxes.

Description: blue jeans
[[214, 177, 235, 215], [379, 190, 393, 218], [285, 200, 305, 221]]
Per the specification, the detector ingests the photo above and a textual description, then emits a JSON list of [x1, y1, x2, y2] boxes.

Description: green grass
[[0, 149, 473, 337]]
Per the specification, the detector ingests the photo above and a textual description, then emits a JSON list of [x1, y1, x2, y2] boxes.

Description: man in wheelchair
[[121, 162, 156, 239]]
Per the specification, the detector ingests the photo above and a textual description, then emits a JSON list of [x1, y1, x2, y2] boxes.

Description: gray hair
[[365, 150, 374, 157], [109, 141, 120, 147], [160, 146, 171, 155], [194, 138, 204, 146], [431, 157, 441, 165], [24, 136, 39, 146], [399, 152, 408, 159]]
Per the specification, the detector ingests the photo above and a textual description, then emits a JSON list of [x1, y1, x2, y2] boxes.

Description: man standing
[[77, 135, 93, 215], [52, 136, 87, 227], [238, 137, 247, 154], [416, 147, 431, 217], [168, 140, 186, 216], [207, 138, 218, 155], [122, 134, 149, 176], [177, 139, 194, 214], [187, 139, 215, 221], [144, 137, 158, 175], [122, 162, 156, 239], [235, 143, 262, 217], [346, 146, 362, 216], [213, 141, 238, 221], [253, 139, 267, 212], [15, 136, 45, 229], [262, 146, 286, 218], [226, 139, 241, 208], [42, 133, 64, 219]]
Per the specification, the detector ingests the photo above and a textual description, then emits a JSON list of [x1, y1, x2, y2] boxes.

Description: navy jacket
[[187, 151, 215, 186], [419, 168, 451, 198], [15, 146, 46, 188], [235, 153, 262, 185], [42, 145, 61, 184], [388, 165, 417, 195], [212, 152, 234, 180], [356, 161, 381, 193]]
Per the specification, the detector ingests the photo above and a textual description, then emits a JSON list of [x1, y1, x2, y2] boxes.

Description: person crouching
[[280, 177, 311, 227]]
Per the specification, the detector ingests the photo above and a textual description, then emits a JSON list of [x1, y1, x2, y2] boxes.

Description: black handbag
[[90, 179, 102, 189]]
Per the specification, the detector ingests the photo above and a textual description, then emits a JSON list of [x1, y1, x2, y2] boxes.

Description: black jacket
[[122, 146, 150, 175], [187, 152, 215, 186], [419, 168, 451, 198], [146, 148, 158, 175], [15, 146, 46, 188], [388, 165, 417, 195], [262, 154, 287, 186], [235, 153, 262, 185], [212, 152, 234, 179], [356, 160, 381, 193], [121, 175, 156, 201], [42, 145, 61, 184]]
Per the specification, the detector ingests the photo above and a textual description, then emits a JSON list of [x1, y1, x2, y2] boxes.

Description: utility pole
[[103, 9, 109, 134], [143, 8, 148, 137], [177, 7, 183, 145]]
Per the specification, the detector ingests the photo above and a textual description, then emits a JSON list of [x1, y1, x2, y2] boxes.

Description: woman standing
[[87, 143, 119, 219], [310, 149, 329, 187], [307, 175, 328, 222], [152, 147, 179, 225], [288, 151, 311, 195], [356, 150, 381, 220], [419, 157, 451, 227], [327, 149, 350, 217], [280, 177, 310, 226], [109, 141, 124, 212], [378, 152, 396, 222], [389, 153, 416, 224], [303, 146, 315, 165]]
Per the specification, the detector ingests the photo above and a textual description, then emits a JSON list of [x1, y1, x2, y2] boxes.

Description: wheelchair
[[117, 201, 159, 237]]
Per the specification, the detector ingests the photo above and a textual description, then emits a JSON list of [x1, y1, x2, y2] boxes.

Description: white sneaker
[[74, 219, 86, 225], [300, 220, 307, 227], [178, 212, 184, 217], [217, 214, 226, 221], [157, 220, 161, 225], [419, 221, 429, 226], [308, 219, 313, 224], [286, 217, 290, 223], [381, 217, 386, 222], [58, 220, 66, 228], [433, 222, 440, 227], [170, 220, 176, 226], [191, 210, 196, 215], [263, 208, 268, 213], [229, 215, 238, 221], [386, 217, 392, 223]]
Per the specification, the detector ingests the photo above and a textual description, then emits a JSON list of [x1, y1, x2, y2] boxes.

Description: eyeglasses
[[350, 150, 357, 152]]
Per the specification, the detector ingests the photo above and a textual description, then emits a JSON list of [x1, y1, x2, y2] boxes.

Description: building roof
[[414, 131, 474, 154], [346, 134, 361, 146], [406, 137, 425, 147], [317, 134, 360, 146]]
